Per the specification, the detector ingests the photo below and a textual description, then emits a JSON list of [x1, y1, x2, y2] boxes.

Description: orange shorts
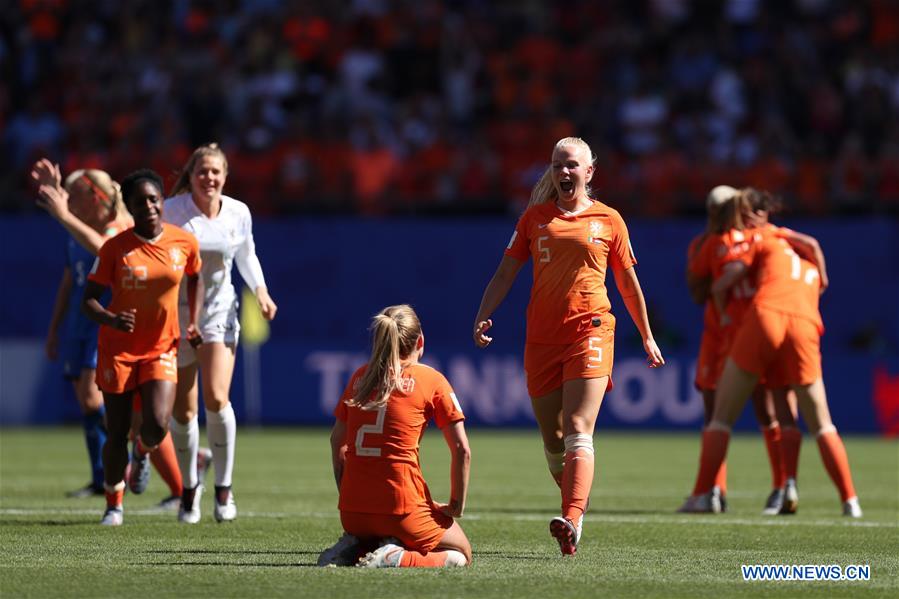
[[524, 317, 615, 397], [695, 323, 740, 391], [730, 305, 822, 387], [340, 502, 453, 554], [95, 344, 178, 394]]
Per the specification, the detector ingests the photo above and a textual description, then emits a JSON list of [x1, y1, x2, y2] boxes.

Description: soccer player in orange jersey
[[33, 159, 196, 508], [82, 169, 203, 526], [473, 137, 664, 556], [318, 305, 472, 568], [686, 187, 795, 514], [681, 192, 862, 517]]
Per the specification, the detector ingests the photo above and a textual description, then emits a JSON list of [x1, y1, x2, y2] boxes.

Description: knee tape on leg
[[544, 447, 565, 475], [563, 433, 594, 456]]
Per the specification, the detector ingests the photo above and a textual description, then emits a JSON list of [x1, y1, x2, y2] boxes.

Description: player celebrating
[[82, 169, 202, 526], [318, 305, 472, 568], [681, 192, 861, 517], [473, 137, 664, 556], [686, 186, 792, 515], [165, 144, 277, 524], [33, 160, 192, 505]]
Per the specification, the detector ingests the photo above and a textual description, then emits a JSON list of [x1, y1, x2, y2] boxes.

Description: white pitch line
[[0, 508, 893, 529]]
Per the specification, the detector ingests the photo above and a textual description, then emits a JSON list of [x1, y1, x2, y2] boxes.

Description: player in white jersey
[[165, 144, 278, 524]]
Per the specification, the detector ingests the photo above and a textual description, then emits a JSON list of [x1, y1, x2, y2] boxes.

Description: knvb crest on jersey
[[170, 248, 186, 271], [588, 220, 604, 244]]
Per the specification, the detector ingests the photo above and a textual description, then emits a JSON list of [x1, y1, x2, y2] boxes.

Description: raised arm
[[473, 255, 524, 348], [46, 267, 73, 360], [329, 420, 348, 491], [437, 420, 471, 518], [779, 229, 828, 292], [612, 265, 664, 367]]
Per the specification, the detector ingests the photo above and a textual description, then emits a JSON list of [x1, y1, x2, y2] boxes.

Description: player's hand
[[45, 332, 59, 360], [256, 288, 278, 321], [30, 158, 62, 190], [436, 499, 463, 518], [112, 309, 136, 332], [186, 324, 203, 348], [36, 184, 71, 221], [643, 337, 664, 368], [473, 319, 493, 348]]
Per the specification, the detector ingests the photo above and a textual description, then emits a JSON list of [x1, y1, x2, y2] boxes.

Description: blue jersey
[[63, 237, 102, 342]]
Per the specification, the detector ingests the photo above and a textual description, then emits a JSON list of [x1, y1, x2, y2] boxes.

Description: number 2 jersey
[[505, 200, 636, 344], [334, 363, 465, 515], [88, 223, 201, 360]]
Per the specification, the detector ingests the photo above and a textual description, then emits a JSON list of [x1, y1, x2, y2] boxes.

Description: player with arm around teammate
[[318, 305, 472, 568], [165, 143, 277, 524], [681, 193, 861, 517], [82, 169, 203, 525], [473, 137, 664, 556]]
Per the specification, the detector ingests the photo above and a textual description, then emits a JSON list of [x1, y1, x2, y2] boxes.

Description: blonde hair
[[527, 136, 596, 208], [170, 143, 229, 196], [348, 305, 422, 410], [63, 169, 126, 221]]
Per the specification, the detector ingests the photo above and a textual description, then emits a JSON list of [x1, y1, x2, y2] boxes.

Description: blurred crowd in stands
[[2, 0, 898, 216]]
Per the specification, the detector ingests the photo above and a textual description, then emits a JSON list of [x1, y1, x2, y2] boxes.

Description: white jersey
[[164, 193, 266, 318]]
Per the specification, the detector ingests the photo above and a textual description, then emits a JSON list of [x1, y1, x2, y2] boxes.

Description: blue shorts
[[61, 337, 98, 380]]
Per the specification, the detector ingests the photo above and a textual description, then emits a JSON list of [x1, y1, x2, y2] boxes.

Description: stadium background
[[1, 0, 897, 434]]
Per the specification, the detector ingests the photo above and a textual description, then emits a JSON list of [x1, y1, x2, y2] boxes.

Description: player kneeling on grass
[[318, 305, 472, 568]]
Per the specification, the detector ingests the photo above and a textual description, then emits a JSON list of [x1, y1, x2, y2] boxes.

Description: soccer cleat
[[128, 445, 151, 495], [842, 497, 863, 518], [357, 542, 404, 568], [178, 484, 203, 524], [317, 533, 362, 567], [779, 478, 799, 515], [677, 491, 722, 514], [714, 486, 727, 513], [100, 506, 123, 526], [197, 447, 213, 486], [67, 484, 104, 498], [549, 516, 581, 556], [762, 488, 785, 515], [213, 486, 237, 522]]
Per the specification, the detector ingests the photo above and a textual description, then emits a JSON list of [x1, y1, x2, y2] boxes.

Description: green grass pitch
[[1, 428, 896, 597]]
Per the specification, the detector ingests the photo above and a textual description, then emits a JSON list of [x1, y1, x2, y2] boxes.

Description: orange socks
[[714, 460, 728, 495], [149, 433, 183, 496], [105, 483, 124, 509], [399, 550, 466, 567], [560, 434, 594, 522], [761, 424, 785, 489], [693, 429, 730, 496], [816, 430, 857, 502], [781, 427, 802, 480]]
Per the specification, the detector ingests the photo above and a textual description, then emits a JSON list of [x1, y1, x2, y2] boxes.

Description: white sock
[[443, 550, 467, 567], [170, 416, 199, 489], [206, 403, 236, 488]]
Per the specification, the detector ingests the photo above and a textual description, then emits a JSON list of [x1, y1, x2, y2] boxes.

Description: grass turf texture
[[1, 428, 896, 598]]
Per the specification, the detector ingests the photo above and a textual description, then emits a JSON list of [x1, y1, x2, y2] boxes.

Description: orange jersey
[[88, 223, 201, 360], [335, 363, 465, 515], [687, 232, 720, 335], [505, 200, 636, 343], [735, 228, 824, 332]]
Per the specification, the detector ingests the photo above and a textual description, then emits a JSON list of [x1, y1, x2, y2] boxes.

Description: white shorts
[[177, 303, 240, 368]]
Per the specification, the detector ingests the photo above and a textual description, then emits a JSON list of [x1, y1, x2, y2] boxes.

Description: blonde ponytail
[[527, 136, 596, 209], [349, 305, 422, 410], [64, 169, 127, 222]]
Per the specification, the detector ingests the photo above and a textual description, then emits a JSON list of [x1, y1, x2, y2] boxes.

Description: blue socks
[[82, 406, 107, 490]]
